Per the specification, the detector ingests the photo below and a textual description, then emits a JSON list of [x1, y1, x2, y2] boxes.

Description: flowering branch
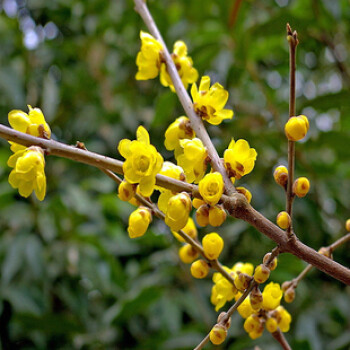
[[0, 124, 350, 285], [285, 23, 299, 237], [133, 0, 236, 196]]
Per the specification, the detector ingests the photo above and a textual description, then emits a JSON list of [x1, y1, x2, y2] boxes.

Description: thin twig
[[290, 232, 350, 288], [271, 330, 292, 350], [285, 23, 299, 238], [133, 0, 236, 196], [1, 124, 350, 284], [228, 0, 243, 29]]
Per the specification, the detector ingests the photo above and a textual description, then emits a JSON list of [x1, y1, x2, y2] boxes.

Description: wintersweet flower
[[262, 282, 283, 310], [199, 172, 224, 206], [160, 40, 198, 91], [136, 31, 163, 80], [127, 207, 152, 239], [118, 126, 163, 197], [7, 146, 46, 201], [224, 138, 257, 180], [165, 192, 192, 231], [176, 138, 207, 183], [8, 105, 51, 152], [191, 76, 233, 125], [164, 116, 195, 152]]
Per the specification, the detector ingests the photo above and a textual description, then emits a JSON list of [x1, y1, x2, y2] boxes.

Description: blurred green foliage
[[0, 0, 350, 349]]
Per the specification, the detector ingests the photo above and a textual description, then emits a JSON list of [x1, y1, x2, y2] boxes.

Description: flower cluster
[[136, 31, 198, 91], [240, 282, 292, 339], [7, 106, 50, 201]]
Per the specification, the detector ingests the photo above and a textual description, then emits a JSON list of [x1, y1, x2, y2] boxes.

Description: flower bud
[[285, 115, 309, 141], [196, 204, 210, 227], [192, 197, 206, 209], [318, 247, 332, 259], [172, 217, 197, 242], [250, 286, 263, 310], [217, 312, 231, 329], [274, 165, 288, 188], [236, 186, 252, 203], [127, 207, 152, 239], [266, 317, 278, 333], [165, 192, 192, 231], [209, 324, 227, 345], [293, 177, 310, 197], [208, 205, 227, 227], [118, 180, 136, 202], [345, 219, 350, 232], [263, 253, 278, 271], [284, 287, 295, 303], [190, 259, 210, 279], [253, 264, 270, 284], [277, 211, 291, 230], [179, 244, 199, 264], [202, 232, 224, 260], [234, 272, 252, 291]]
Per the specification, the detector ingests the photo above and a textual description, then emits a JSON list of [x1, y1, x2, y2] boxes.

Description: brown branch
[[228, 0, 243, 29], [271, 330, 292, 350], [285, 23, 299, 238], [1, 125, 350, 284], [133, 0, 236, 196]]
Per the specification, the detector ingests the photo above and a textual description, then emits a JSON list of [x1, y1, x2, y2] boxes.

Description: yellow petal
[[8, 110, 30, 132], [199, 76, 211, 92], [118, 139, 132, 158], [136, 126, 150, 145]]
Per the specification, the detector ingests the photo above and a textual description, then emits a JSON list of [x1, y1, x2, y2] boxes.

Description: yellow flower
[[8, 106, 51, 152], [199, 172, 224, 206], [160, 40, 198, 91], [253, 264, 270, 284], [232, 262, 254, 276], [172, 217, 197, 242], [276, 211, 291, 229], [208, 205, 227, 227], [164, 116, 195, 152], [7, 146, 46, 201], [276, 306, 292, 332], [202, 232, 224, 260], [293, 177, 310, 198], [136, 31, 163, 80], [176, 138, 207, 183], [118, 180, 136, 202], [127, 207, 152, 239], [274, 165, 288, 187], [165, 192, 192, 231], [224, 138, 257, 180], [237, 297, 254, 319], [179, 244, 199, 264], [285, 115, 309, 141], [209, 324, 227, 345], [262, 282, 282, 310], [191, 76, 233, 125], [190, 259, 209, 279], [118, 126, 163, 197]]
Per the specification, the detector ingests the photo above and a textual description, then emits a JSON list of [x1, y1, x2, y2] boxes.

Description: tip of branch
[[286, 23, 299, 46]]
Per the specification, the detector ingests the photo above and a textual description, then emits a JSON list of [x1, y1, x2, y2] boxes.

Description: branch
[[271, 330, 292, 350], [133, 0, 236, 196], [1, 124, 350, 285], [285, 23, 299, 237]]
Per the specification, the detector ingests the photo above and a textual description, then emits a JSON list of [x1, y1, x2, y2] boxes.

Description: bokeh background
[[0, 0, 350, 349]]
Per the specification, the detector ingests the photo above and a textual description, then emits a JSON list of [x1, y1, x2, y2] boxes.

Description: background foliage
[[0, 0, 350, 349]]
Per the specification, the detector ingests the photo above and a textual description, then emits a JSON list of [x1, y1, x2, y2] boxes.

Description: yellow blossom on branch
[[191, 76, 233, 125], [176, 138, 208, 183], [136, 31, 163, 80], [199, 172, 224, 206], [7, 146, 46, 201], [8, 106, 51, 152], [127, 206, 152, 239], [224, 138, 257, 180], [160, 40, 198, 91], [164, 116, 195, 152], [118, 126, 163, 197]]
